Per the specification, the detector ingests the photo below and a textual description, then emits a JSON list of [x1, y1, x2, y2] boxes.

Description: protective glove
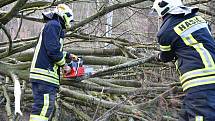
[[63, 64, 71, 75], [69, 54, 78, 61]]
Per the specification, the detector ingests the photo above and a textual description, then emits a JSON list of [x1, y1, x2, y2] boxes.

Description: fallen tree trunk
[[60, 87, 134, 113], [92, 55, 157, 77], [10, 48, 124, 61], [10, 50, 131, 66], [61, 80, 168, 95], [0, 55, 157, 82]]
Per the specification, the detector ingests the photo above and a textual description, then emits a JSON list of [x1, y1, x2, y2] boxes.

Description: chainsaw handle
[[71, 57, 82, 62]]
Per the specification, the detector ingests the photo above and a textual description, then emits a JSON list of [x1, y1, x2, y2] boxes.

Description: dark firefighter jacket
[[157, 10, 215, 92], [30, 18, 69, 87]]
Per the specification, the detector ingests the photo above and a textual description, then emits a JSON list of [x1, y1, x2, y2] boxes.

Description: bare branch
[[92, 55, 156, 77], [0, 36, 38, 46], [2, 77, 13, 121], [0, 41, 37, 59], [61, 101, 93, 121], [66, 33, 130, 45], [0, 0, 16, 8], [186, 0, 211, 6], [133, 86, 179, 109], [71, 0, 150, 30], [0, 22, 12, 52], [20, 0, 75, 12], [0, 0, 28, 25], [13, 13, 24, 40], [199, 8, 215, 16]]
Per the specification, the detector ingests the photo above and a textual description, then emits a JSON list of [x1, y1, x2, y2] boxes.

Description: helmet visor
[[63, 13, 74, 29]]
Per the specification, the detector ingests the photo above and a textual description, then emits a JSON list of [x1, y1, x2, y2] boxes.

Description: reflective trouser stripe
[[182, 34, 215, 68], [195, 116, 203, 121], [40, 94, 49, 116], [29, 115, 48, 121], [30, 73, 59, 85]]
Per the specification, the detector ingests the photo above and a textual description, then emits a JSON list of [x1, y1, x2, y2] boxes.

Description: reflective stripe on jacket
[[30, 19, 67, 86], [157, 12, 215, 91]]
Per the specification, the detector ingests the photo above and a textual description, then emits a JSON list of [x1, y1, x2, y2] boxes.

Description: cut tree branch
[[2, 77, 13, 121], [92, 55, 156, 77]]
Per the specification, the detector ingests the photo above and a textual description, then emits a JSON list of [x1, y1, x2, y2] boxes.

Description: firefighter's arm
[[158, 51, 175, 63], [43, 22, 66, 66], [157, 33, 176, 63]]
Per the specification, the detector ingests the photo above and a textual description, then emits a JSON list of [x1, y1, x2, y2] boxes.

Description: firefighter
[[29, 4, 77, 121], [152, 0, 215, 120]]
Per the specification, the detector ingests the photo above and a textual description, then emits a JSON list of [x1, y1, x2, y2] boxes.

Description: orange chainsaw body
[[64, 66, 85, 78], [63, 58, 85, 78]]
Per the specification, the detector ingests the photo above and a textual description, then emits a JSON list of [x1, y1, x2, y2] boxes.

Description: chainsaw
[[63, 57, 94, 82]]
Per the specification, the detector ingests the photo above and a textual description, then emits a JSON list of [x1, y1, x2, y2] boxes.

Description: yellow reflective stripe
[[182, 34, 215, 68], [31, 68, 59, 79], [182, 71, 215, 84], [174, 16, 206, 35], [31, 30, 43, 69], [40, 94, 49, 117], [56, 57, 65, 66], [60, 38, 63, 51], [159, 45, 171, 51], [53, 64, 58, 75], [182, 75, 215, 91], [180, 67, 215, 83], [181, 34, 197, 45], [29, 114, 48, 121], [63, 51, 67, 56], [30, 73, 59, 85], [189, 35, 215, 67], [56, 51, 67, 66], [195, 116, 203, 121], [193, 43, 214, 68]]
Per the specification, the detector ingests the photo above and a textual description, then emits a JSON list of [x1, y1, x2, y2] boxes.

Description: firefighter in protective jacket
[[152, 0, 215, 120], [29, 4, 77, 121]]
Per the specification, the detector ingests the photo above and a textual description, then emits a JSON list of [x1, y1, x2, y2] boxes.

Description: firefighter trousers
[[179, 89, 215, 121], [29, 82, 57, 121]]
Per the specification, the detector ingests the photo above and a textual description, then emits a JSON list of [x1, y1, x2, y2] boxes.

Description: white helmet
[[152, 0, 183, 17], [54, 4, 74, 29]]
